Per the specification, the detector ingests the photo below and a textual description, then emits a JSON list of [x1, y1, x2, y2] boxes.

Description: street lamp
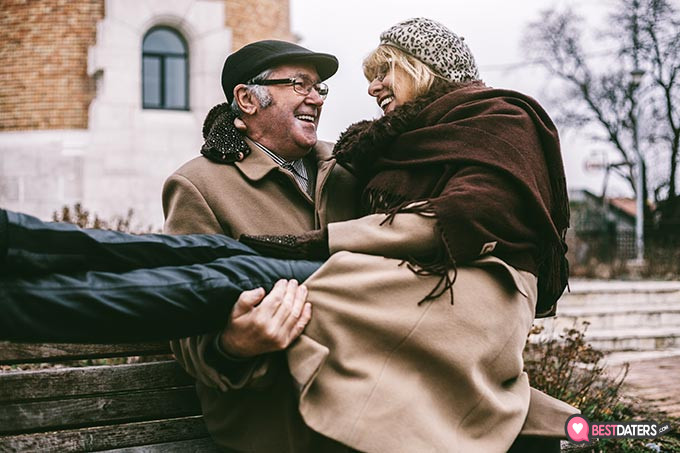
[[630, 68, 645, 86], [630, 67, 645, 262]]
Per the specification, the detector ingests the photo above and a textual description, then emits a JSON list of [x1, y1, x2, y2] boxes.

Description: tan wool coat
[[292, 250, 534, 453], [164, 139, 360, 452], [163, 140, 577, 452]]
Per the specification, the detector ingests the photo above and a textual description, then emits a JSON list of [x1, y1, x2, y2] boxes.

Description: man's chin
[[295, 134, 318, 150], [282, 139, 316, 160]]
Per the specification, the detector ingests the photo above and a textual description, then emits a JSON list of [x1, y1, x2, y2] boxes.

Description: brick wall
[[0, 0, 104, 131], [225, 0, 294, 51], [0, 0, 291, 132]]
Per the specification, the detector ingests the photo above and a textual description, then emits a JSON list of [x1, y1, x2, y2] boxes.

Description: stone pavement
[[608, 352, 680, 418]]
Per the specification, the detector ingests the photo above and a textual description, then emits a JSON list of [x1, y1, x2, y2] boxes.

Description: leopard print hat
[[380, 18, 480, 83]]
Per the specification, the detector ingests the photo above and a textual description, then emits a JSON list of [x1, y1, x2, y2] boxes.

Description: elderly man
[[162, 40, 360, 452]]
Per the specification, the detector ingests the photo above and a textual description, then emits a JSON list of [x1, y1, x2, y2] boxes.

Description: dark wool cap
[[221, 40, 339, 103]]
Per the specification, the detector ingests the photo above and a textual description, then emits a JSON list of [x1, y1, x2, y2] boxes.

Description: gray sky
[[290, 0, 627, 195]]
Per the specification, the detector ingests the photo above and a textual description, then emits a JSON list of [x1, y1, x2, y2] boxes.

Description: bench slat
[[0, 342, 170, 364], [0, 361, 194, 402], [0, 416, 213, 452], [102, 437, 221, 453], [0, 387, 201, 434]]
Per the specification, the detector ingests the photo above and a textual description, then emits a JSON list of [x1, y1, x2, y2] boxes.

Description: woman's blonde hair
[[363, 45, 445, 99]]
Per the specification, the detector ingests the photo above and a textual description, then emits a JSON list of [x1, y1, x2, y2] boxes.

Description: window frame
[[142, 26, 189, 111]]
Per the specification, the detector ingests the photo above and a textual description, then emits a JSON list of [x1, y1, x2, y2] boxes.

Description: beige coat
[[164, 140, 360, 452], [163, 141, 577, 452], [291, 235, 532, 453]]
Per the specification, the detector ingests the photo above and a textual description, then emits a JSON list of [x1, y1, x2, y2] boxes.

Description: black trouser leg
[[0, 209, 257, 275], [0, 255, 323, 343]]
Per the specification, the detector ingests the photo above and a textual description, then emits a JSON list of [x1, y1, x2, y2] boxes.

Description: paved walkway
[[609, 353, 680, 418]]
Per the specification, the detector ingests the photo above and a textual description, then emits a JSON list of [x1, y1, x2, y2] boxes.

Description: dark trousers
[[0, 209, 321, 343]]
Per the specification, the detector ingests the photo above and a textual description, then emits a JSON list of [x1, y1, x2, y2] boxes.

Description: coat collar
[[234, 138, 334, 185], [234, 137, 280, 182], [333, 80, 479, 172], [200, 102, 334, 181]]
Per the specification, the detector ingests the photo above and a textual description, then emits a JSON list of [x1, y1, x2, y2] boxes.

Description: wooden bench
[[0, 341, 219, 452]]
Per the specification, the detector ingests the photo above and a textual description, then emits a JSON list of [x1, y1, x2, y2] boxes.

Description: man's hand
[[219, 279, 312, 358]]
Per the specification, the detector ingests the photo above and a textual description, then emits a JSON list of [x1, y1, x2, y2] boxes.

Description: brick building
[[0, 0, 294, 227]]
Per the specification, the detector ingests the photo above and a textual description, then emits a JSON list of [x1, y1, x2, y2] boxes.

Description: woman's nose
[[368, 78, 383, 98]]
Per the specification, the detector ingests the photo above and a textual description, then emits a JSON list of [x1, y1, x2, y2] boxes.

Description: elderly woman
[[256, 17, 572, 453], [0, 18, 573, 452]]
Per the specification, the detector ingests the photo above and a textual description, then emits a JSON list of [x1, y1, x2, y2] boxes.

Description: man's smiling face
[[250, 63, 325, 160]]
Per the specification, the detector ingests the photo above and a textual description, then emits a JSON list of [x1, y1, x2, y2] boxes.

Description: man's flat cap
[[221, 40, 338, 102]]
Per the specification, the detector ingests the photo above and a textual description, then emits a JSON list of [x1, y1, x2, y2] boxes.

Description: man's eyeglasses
[[250, 77, 329, 100]]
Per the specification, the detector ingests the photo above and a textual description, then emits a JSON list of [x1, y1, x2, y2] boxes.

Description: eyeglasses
[[250, 77, 329, 100], [371, 61, 392, 82]]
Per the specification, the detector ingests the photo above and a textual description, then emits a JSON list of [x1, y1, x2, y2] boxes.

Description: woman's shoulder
[[425, 81, 553, 128]]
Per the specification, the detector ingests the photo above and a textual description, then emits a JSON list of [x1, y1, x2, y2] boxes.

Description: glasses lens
[[315, 83, 328, 99], [292, 78, 328, 99], [291, 78, 311, 96]]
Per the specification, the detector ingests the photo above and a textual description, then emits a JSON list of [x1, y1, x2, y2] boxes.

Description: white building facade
[[1, 0, 291, 228]]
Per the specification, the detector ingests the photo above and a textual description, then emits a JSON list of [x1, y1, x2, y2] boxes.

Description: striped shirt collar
[[252, 140, 311, 196]]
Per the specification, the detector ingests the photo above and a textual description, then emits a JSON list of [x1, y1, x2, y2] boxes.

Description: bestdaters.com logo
[[565, 414, 672, 444]]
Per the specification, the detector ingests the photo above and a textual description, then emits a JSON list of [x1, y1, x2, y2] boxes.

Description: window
[[142, 27, 189, 110]]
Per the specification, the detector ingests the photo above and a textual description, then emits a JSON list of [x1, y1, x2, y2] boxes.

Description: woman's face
[[368, 65, 416, 114]]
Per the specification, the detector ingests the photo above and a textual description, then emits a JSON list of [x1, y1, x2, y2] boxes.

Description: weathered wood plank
[[0, 361, 194, 402], [0, 342, 170, 364], [0, 387, 201, 434], [0, 416, 212, 452], [102, 438, 221, 453]]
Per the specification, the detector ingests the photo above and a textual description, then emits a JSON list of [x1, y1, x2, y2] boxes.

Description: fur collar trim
[[200, 103, 251, 164], [333, 80, 479, 174]]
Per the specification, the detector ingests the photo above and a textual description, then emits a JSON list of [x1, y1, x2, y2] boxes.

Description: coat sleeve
[[162, 172, 270, 391], [327, 211, 439, 258]]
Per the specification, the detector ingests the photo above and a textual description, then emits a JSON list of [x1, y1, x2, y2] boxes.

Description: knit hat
[[221, 40, 338, 103], [380, 18, 479, 83]]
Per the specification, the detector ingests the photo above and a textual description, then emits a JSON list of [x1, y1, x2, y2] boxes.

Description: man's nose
[[306, 89, 324, 106]]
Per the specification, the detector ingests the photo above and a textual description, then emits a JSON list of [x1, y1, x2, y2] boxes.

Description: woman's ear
[[233, 84, 257, 115]]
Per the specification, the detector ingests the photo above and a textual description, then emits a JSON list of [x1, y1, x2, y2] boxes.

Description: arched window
[[142, 27, 189, 110]]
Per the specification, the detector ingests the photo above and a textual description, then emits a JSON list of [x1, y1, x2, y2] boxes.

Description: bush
[[525, 323, 680, 452], [52, 202, 156, 233]]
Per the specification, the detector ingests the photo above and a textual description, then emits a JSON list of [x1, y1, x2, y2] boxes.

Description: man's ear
[[233, 84, 257, 115]]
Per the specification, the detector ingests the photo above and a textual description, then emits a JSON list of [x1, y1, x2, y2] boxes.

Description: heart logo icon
[[565, 414, 590, 442]]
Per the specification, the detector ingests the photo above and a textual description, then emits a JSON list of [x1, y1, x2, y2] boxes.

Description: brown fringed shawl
[[333, 81, 569, 315]]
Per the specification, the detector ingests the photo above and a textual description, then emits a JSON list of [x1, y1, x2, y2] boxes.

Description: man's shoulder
[[170, 155, 241, 182], [172, 155, 224, 174]]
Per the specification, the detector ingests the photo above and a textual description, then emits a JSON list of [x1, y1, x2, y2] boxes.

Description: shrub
[[525, 323, 680, 452], [52, 202, 156, 233]]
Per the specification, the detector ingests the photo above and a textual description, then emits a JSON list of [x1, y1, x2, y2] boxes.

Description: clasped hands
[[219, 279, 311, 358], [217, 229, 329, 358]]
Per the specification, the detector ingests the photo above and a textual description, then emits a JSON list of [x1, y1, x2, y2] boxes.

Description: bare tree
[[524, 0, 680, 230]]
